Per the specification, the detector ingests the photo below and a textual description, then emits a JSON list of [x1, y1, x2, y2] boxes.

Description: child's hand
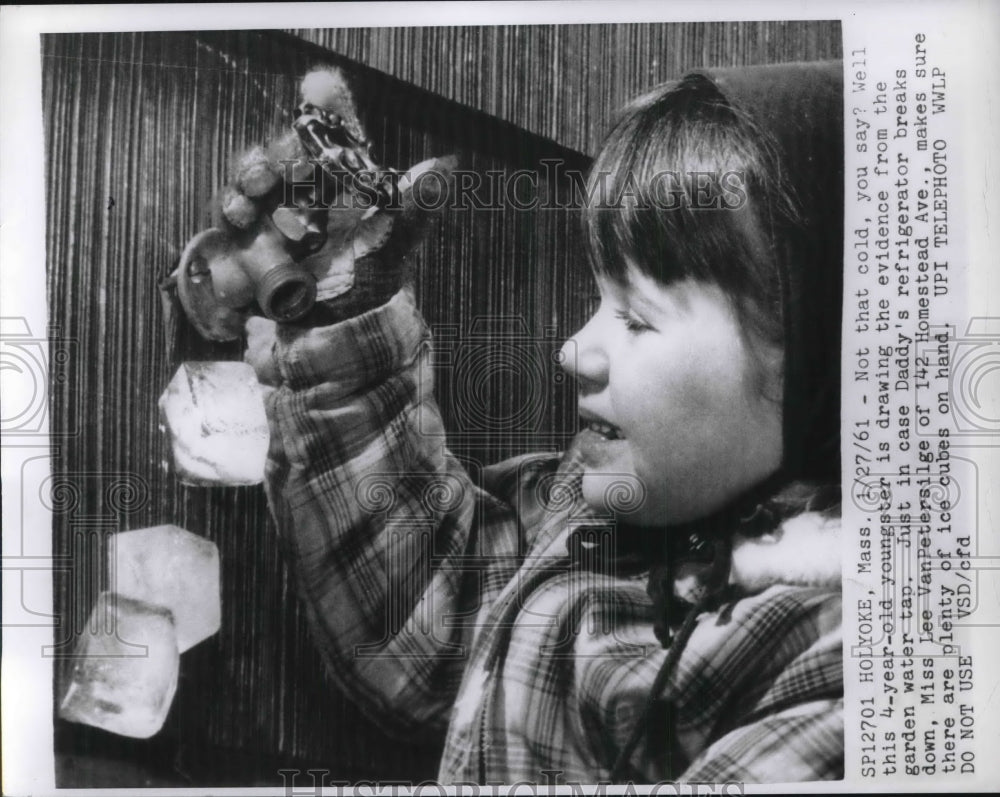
[[176, 67, 455, 340], [244, 316, 280, 387]]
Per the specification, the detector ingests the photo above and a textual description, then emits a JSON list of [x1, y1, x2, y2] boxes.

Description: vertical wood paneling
[[289, 22, 842, 155], [44, 24, 840, 785]]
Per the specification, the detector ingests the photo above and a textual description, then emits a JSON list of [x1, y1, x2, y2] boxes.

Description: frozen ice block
[[58, 592, 179, 738], [159, 361, 268, 486], [109, 524, 221, 653]]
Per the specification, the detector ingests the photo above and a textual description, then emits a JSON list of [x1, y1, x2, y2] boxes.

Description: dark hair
[[582, 72, 800, 353]]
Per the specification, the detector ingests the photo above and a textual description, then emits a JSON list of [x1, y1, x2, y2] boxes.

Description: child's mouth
[[583, 420, 624, 440]]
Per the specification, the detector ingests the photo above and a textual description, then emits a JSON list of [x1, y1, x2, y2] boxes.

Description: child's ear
[[761, 341, 784, 405], [743, 334, 784, 407]]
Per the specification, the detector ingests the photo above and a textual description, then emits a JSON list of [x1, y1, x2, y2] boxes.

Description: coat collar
[[730, 511, 842, 592], [672, 511, 842, 604]]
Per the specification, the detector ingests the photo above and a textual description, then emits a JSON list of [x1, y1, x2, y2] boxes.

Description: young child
[[238, 62, 844, 783]]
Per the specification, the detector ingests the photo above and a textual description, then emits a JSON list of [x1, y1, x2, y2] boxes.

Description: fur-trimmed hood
[[671, 511, 842, 605], [730, 511, 842, 592]]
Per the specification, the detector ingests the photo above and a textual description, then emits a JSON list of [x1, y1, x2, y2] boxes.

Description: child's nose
[[559, 317, 609, 393]]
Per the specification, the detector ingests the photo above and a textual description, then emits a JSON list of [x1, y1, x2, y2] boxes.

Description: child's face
[[560, 265, 784, 526]]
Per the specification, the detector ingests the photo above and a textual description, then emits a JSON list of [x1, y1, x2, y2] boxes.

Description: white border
[[2, 2, 997, 795]]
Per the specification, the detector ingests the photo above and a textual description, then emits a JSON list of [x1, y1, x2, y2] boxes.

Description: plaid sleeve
[[674, 588, 844, 783], [679, 697, 844, 782], [565, 585, 842, 784], [263, 289, 514, 735]]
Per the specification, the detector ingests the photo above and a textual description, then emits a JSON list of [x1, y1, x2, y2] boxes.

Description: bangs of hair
[[582, 72, 799, 345]]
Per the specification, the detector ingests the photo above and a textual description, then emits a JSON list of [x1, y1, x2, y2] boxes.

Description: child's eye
[[614, 309, 653, 334]]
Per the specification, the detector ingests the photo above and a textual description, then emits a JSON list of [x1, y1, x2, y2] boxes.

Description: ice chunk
[[159, 361, 268, 486], [58, 592, 179, 738], [109, 524, 220, 653]]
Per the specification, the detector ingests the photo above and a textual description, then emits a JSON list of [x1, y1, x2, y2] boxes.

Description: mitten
[[173, 66, 455, 341]]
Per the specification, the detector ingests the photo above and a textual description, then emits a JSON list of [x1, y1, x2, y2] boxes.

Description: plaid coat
[[262, 289, 843, 784]]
